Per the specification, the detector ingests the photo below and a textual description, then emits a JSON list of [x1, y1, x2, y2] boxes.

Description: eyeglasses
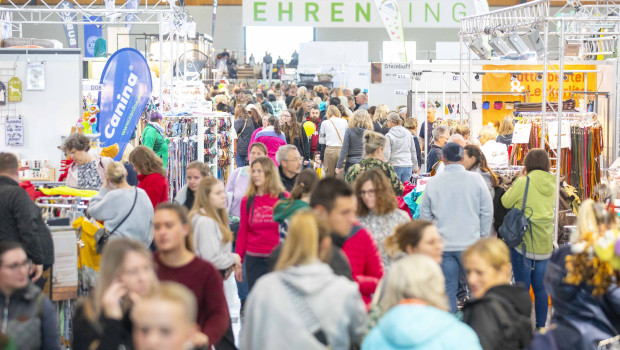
[[2, 259, 32, 272], [285, 157, 303, 162], [359, 189, 376, 197]]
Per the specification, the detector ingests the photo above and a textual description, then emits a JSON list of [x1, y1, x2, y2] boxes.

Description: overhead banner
[[59, 1, 78, 48], [98, 48, 152, 160], [242, 0, 486, 28], [481, 64, 597, 125], [84, 16, 102, 58], [375, 0, 407, 61], [125, 0, 138, 32]]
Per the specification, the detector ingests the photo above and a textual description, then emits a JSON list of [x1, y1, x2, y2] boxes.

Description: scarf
[[149, 122, 166, 137]]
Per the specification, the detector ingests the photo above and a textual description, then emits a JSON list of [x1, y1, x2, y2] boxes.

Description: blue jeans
[[441, 251, 467, 313], [235, 153, 248, 168], [236, 260, 248, 301], [394, 166, 412, 184], [245, 255, 270, 291], [511, 248, 549, 328]]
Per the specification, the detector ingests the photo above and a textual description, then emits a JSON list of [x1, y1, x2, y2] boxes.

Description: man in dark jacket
[[426, 125, 450, 173], [276, 146, 301, 192], [255, 92, 274, 115], [0, 153, 54, 282]]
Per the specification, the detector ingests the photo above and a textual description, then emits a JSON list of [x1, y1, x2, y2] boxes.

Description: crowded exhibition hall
[[1, 0, 620, 348]]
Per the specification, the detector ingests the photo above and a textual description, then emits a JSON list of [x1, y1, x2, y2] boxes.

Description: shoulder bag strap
[[280, 276, 330, 347], [329, 119, 343, 144], [109, 188, 139, 236], [521, 177, 530, 212]]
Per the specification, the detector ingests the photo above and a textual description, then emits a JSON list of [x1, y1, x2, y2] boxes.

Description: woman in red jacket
[[235, 156, 287, 291], [129, 146, 169, 208]]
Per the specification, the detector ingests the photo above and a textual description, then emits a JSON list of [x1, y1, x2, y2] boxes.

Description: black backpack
[[498, 177, 533, 250]]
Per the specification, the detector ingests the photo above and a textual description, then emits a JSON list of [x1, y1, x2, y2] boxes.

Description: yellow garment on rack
[[39, 186, 98, 198], [73, 217, 102, 271]]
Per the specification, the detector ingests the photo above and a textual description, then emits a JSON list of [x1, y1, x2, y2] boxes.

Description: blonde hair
[[189, 178, 233, 244], [133, 282, 197, 324], [349, 109, 373, 130], [380, 255, 448, 314], [105, 162, 128, 185], [246, 156, 285, 197], [462, 238, 511, 271], [129, 146, 166, 176], [298, 86, 308, 99], [479, 125, 499, 146], [214, 94, 229, 105], [363, 130, 387, 156], [275, 210, 319, 270], [83, 239, 158, 326], [498, 116, 514, 136], [326, 105, 341, 119], [374, 104, 389, 122], [186, 161, 210, 177]]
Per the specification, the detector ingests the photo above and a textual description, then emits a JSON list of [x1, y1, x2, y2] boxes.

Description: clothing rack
[[164, 116, 200, 199], [204, 113, 235, 183]]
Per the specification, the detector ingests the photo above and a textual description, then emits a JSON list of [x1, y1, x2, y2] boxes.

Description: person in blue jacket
[[363, 254, 482, 350]]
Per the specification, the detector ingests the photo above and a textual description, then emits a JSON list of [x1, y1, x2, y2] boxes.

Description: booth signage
[[59, 1, 78, 48], [98, 48, 152, 160], [84, 16, 102, 58], [242, 0, 487, 28], [8, 77, 22, 102]]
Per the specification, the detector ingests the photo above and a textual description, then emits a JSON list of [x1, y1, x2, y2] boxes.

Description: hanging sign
[[548, 121, 572, 150], [243, 0, 486, 28], [125, 0, 138, 32], [0, 82, 6, 105], [5, 116, 24, 146], [84, 16, 102, 58], [8, 77, 22, 102], [26, 62, 45, 90], [98, 48, 152, 160], [512, 123, 532, 144], [59, 1, 79, 48]]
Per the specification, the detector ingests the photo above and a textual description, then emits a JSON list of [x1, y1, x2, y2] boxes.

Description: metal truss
[[459, 0, 550, 37]]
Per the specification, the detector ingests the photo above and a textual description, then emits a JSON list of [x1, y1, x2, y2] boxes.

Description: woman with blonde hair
[[363, 255, 481, 350], [129, 145, 169, 208], [336, 109, 374, 174], [235, 156, 287, 290], [496, 116, 514, 147], [88, 162, 154, 247], [373, 104, 390, 134], [461, 238, 533, 350], [190, 177, 242, 277], [242, 211, 368, 350], [73, 238, 160, 349], [174, 161, 210, 210], [345, 131, 404, 196], [478, 124, 508, 167]]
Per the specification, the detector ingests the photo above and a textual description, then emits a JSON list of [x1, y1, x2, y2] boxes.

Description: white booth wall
[[0, 50, 81, 172]]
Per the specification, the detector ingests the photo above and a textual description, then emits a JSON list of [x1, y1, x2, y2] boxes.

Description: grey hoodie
[[337, 127, 367, 169], [385, 125, 418, 169], [241, 262, 368, 350]]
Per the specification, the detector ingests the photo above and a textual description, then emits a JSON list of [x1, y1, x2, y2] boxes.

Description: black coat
[[461, 284, 533, 350], [279, 166, 297, 193], [285, 127, 311, 161], [235, 118, 256, 158], [0, 176, 53, 265], [72, 301, 134, 350]]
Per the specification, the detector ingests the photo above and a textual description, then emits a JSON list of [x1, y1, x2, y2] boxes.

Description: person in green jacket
[[141, 112, 170, 169], [273, 169, 319, 239], [501, 148, 556, 331]]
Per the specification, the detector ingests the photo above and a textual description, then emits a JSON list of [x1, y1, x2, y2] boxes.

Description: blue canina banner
[[125, 0, 138, 32], [84, 16, 102, 57], [59, 1, 78, 48], [98, 48, 152, 160]]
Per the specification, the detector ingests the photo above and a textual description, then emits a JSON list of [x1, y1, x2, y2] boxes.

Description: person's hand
[[224, 267, 233, 280], [235, 266, 243, 282], [30, 264, 43, 282], [102, 280, 128, 320], [335, 168, 342, 175], [193, 332, 209, 349], [303, 160, 309, 166]]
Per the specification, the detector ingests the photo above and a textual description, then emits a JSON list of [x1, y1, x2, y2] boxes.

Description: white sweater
[[481, 140, 508, 168], [191, 214, 234, 270]]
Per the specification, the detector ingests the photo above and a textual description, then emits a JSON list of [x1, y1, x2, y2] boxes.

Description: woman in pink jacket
[[250, 116, 287, 166], [235, 156, 287, 291]]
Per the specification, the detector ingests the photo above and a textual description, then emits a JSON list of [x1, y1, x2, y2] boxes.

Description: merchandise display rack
[[458, 0, 620, 240]]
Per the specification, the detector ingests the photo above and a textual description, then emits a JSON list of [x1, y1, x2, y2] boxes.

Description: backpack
[[498, 177, 532, 250]]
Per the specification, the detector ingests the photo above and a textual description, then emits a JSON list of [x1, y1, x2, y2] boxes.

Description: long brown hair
[[234, 104, 248, 121], [274, 169, 318, 212], [82, 239, 158, 327], [246, 156, 285, 197], [189, 177, 233, 244], [267, 115, 283, 136], [281, 109, 301, 140], [289, 96, 302, 110], [464, 145, 499, 187], [129, 146, 166, 176], [386, 220, 435, 254], [354, 168, 398, 216]]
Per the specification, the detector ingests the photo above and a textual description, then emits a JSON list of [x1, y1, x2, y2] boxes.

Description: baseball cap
[[442, 142, 464, 162], [245, 104, 257, 112]]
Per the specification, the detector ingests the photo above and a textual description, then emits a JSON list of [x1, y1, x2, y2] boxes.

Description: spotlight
[[536, 74, 542, 82], [475, 74, 480, 81], [489, 35, 513, 56], [511, 74, 517, 81], [468, 36, 492, 60], [523, 27, 545, 56], [506, 33, 530, 55], [563, 74, 568, 81]]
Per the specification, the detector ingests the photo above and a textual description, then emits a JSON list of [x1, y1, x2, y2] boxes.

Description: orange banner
[[481, 64, 597, 125]]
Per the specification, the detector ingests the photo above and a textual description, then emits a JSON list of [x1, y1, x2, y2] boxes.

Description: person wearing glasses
[[0, 242, 59, 350], [426, 125, 450, 173], [275, 145, 302, 192]]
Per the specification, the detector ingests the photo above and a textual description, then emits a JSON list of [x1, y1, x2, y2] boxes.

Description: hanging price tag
[[395, 89, 409, 96], [548, 121, 571, 150], [512, 123, 532, 144]]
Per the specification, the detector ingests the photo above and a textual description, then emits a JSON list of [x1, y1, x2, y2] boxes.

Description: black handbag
[[498, 177, 532, 249], [94, 188, 138, 254]]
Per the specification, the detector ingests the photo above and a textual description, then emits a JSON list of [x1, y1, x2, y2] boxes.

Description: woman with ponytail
[[273, 169, 319, 239], [251, 114, 287, 165]]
